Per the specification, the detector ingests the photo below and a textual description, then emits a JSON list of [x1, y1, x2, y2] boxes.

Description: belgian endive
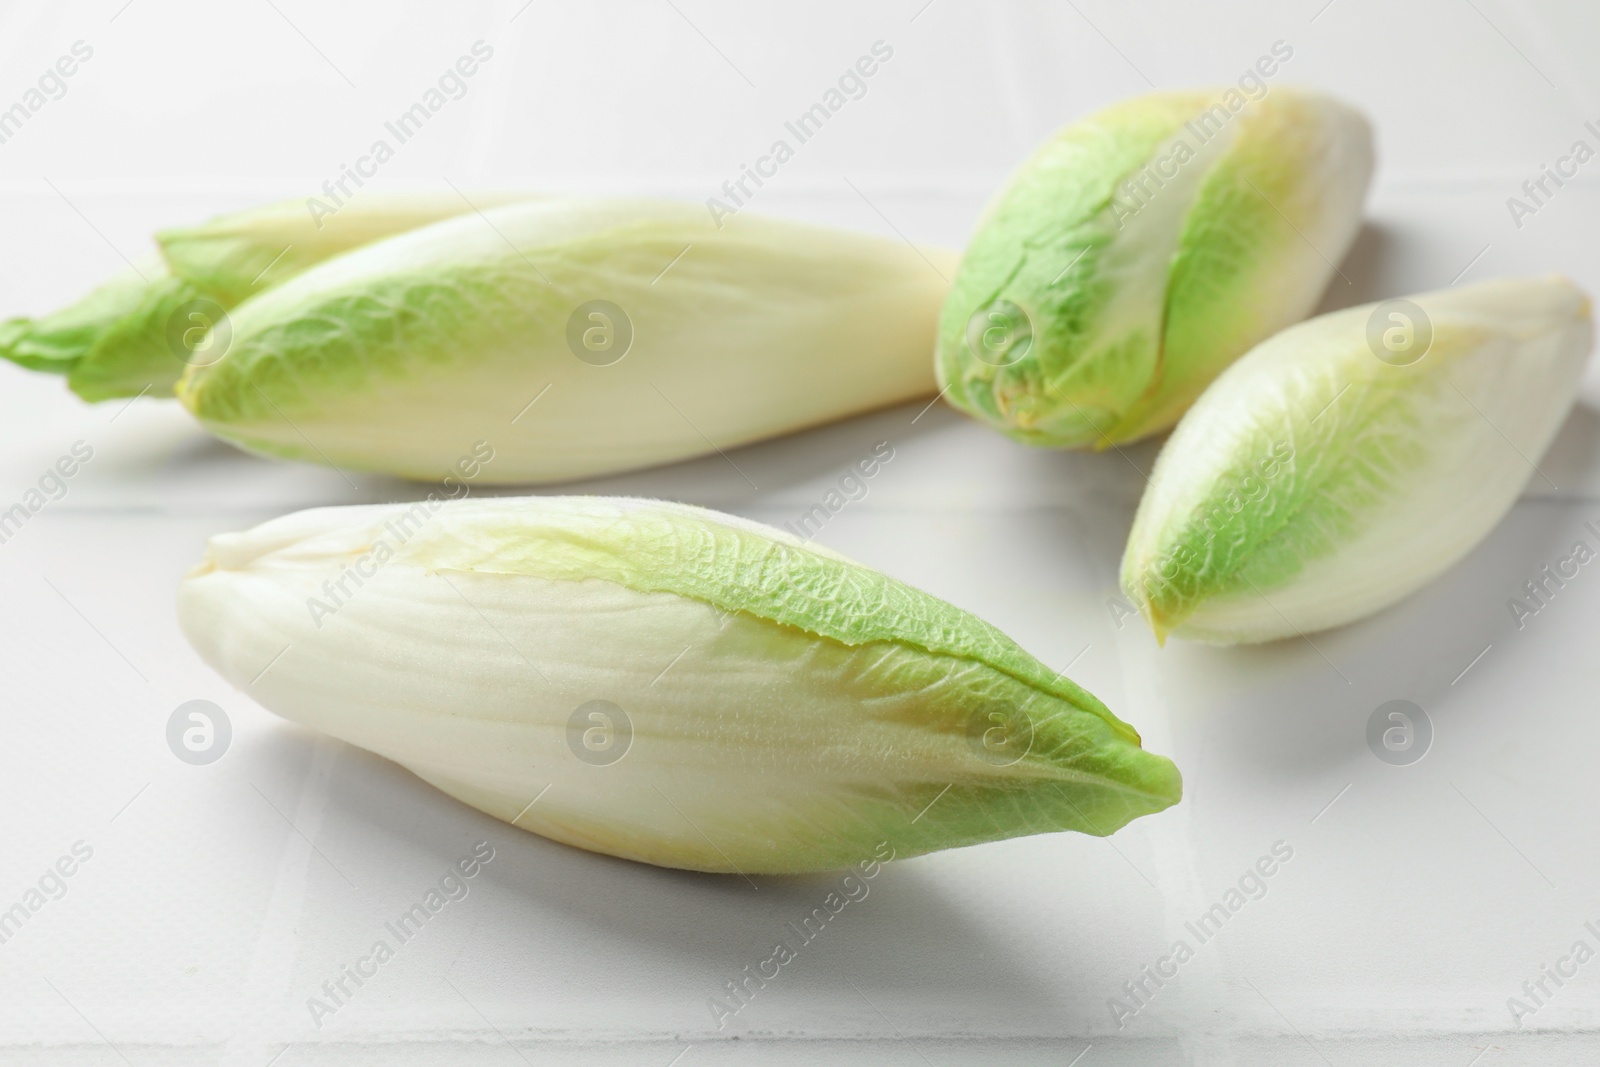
[[1, 194, 526, 400], [937, 84, 1374, 448], [176, 198, 955, 483], [178, 496, 1182, 874], [1122, 277, 1593, 644]]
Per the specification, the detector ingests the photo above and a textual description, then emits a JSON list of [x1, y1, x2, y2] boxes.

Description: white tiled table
[[3, 1, 1600, 1062]]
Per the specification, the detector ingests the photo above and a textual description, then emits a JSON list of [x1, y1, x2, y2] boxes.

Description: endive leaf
[[176, 198, 955, 483], [1, 194, 527, 400], [1121, 276, 1593, 644], [0, 258, 206, 402], [178, 497, 1182, 874], [156, 192, 530, 304], [937, 87, 1373, 448]]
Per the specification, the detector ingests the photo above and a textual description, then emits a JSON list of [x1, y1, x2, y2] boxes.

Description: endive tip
[[1509, 273, 1590, 315], [200, 529, 271, 573], [1088, 426, 1121, 453], [1548, 274, 1592, 319], [1135, 592, 1171, 647], [1149, 618, 1170, 648], [183, 537, 228, 578], [0, 317, 40, 368], [172, 362, 203, 412]]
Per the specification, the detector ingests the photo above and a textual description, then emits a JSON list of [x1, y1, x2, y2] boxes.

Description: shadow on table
[[111, 395, 963, 512], [1313, 221, 1408, 315], [249, 722, 1083, 1031]]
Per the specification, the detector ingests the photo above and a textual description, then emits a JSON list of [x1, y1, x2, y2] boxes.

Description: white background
[[2, 0, 1599, 1063]]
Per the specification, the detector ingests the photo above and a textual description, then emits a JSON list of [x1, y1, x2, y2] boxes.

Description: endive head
[[178, 496, 1181, 874], [936, 86, 1374, 449], [1122, 276, 1593, 644], [171, 197, 953, 484]]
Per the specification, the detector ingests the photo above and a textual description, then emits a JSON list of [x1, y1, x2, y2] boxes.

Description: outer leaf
[[0, 258, 207, 402], [156, 192, 530, 304], [178, 496, 1182, 874], [1, 194, 526, 400], [1121, 277, 1593, 644], [936, 87, 1373, 449], [176, 198, 956, 483]]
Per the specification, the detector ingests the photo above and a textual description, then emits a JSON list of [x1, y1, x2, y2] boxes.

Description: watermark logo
[[706, 41, 894, 226], [1109, 840, 1294, 1029], [782, 440, 894, 542], [167, 700, 232, 765], [1107, 40, 1293, 230], [306, 841, 495, 1028], [1107, 595, 1141, 630], [0, 40, 93, 148], [1366, 699, 1430, 766], [966, 706, 1033, 767], [305, 41, 495, 229], [1366, 299, 1432, 367], [1506, 120, 1600, 230], [965, 299, 1033, 367], [305, 440, 496, 628], [1508, 920, 1600, 1026], [1133, 441, 1295, 604], [166, 298, 232, 367], [565, 300, 633, 366], [0, 440, 94, 548], [1507, 521, 1600, 630], [0, 840, 94, 947], [567, 700, 632, 766], [707, 841, 895, 1029]]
